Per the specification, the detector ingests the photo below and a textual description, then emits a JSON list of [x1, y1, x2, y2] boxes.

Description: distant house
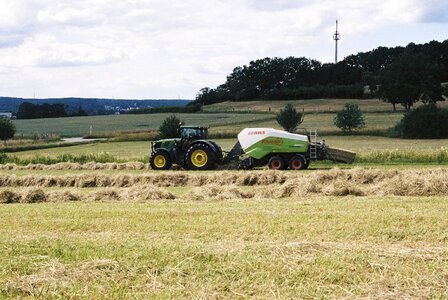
[[0, 112, 12, 119]]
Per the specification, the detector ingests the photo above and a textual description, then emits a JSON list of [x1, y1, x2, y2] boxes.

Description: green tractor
[[150, 126, 223, 170]]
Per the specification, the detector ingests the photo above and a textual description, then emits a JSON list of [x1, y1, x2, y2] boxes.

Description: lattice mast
[[333, 20, 341, 63]]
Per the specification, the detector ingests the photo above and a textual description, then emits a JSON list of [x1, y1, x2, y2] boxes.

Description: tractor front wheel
[[268, 156, 286, 170], [150, 150, 172, 170], [186, 144, 216, 170]]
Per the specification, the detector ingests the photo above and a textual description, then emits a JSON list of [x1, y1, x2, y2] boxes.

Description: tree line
[[195, 40, 448, 110], [17, 102, 68, 119], [16, 102, 90, 119], [124, 102, 201, 115]]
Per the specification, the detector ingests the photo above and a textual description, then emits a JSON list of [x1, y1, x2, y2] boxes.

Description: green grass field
[[13, 113, 275, 138], [1, 196, 448, 298], [12, 111, 403, 138], [8, 141, 152, 160], [223, 112, 403, 134]]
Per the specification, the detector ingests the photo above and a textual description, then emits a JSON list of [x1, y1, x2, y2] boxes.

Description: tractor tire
[[289, 155, 306, 170], [186, 143, 216, 170], [268, 156, 286, 170], [150, 150, 172, 170]]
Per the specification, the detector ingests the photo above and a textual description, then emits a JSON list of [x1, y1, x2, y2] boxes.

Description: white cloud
[[0, 1, 29, 29], [0, 34, 25, 48], [0, 0, 446, 99], [36, 8, 105, 26], [36, 41, 124, 67], [0, 34, 125, 68], [0, 0, 38, 48]]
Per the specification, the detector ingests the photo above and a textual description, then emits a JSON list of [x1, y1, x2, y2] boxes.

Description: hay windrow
[[0, 187, 178, 203], [190, 184, 255, 200], [47, 190, 81, 202], [257, 182, 298, 199], [91, 189, 121, 201], [125, 187, 176, 201], [0, 162, 149, 171], [322, 182, 365, 196], [21, 189, 47, 203], [0, 190, 21, 203], [1, 168, 447, 202]]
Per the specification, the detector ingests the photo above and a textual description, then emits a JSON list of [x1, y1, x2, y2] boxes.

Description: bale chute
[[325, 147, 356, 164]]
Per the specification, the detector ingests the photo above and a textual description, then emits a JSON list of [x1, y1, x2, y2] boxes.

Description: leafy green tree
[[334, 103, 365, 133], [378, 52, 444, 111], [276, 104, 304, 132], [159, 115, 181, 139], [50, 103, 67, 118], [17, 102, 68, 119], [0, 118, 16, 146], [195, 86, 228, 105], [394, 104, 448, 139], [17, 102, 35, 119]]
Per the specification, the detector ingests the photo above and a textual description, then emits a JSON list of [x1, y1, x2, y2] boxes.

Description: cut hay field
[[1, 168, 448, 298]]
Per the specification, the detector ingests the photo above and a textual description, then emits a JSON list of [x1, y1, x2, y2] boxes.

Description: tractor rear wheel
[[268, 156, 286, 170], [150, 150, 172, 170], [186, 144, 216, 170], [289, 155, 306, 170]]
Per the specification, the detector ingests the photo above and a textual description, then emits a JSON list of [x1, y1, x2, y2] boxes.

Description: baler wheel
[[268, 156, 286, 170], [289, 155, 306, 170]]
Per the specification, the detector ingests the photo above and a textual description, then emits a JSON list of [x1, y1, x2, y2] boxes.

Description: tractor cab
[[180, 126, 208, 150], [180, 126, 208, 140]]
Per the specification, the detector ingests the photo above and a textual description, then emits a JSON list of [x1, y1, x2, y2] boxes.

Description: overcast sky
[[0, 0, 447, 99]]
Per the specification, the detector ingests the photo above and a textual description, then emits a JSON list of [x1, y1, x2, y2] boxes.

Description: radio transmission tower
[[333, 20, 341, 63]]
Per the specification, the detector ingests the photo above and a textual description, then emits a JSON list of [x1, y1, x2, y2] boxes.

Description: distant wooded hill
[[0, 97, 191, 116]]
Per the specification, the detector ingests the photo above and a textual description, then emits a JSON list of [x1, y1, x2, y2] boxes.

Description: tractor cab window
[[181, 128, 207, 140]]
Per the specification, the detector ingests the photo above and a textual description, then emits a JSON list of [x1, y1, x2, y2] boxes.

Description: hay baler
[[231, 128, 320, 170], [150, 126, 355, 170]]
